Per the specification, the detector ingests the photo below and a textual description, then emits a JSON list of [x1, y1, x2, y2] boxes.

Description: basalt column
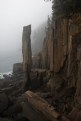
[[22, 25, 32, 91]]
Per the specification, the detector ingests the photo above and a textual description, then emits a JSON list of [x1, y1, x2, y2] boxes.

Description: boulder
[[0, 93, 9, 113], [3, 103, 22, 118]]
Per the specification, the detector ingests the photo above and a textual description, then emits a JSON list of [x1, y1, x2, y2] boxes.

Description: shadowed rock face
[[0, 93, 9, 114]]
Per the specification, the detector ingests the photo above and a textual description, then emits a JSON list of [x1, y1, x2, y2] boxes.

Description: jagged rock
[[0, 93, 9, 113], [39, 17, 81, 110], [50, 19, 68, 72]]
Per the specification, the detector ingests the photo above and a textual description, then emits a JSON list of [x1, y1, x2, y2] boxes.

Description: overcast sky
[[0, 0, 52, 54], [0, 0, 52, 73]]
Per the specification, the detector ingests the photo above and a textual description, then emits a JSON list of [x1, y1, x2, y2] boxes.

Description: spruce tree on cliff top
[[52, 0, 81, 19]]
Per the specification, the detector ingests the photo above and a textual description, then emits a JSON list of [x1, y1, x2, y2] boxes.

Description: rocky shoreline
[[0, 69, 80, 121]]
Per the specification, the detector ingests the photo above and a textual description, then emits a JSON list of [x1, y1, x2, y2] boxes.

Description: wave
[[0, 71, 12, 79]]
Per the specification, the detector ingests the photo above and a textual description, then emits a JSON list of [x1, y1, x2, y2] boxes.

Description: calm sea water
[[0, 51, 22, 75]]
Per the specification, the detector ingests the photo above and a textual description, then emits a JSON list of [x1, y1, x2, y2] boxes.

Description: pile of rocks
[[0, 93, 30, 121]]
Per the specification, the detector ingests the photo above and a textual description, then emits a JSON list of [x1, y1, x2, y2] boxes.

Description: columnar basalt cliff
[[22, 25, 32, 90], [32, 17, 81, 108], [42, 27, 52, 70], [44, 18, 81, 105], [20, 2, 81, 116], [32, 52, 42, 69], [52, 19, 68, 73], [1, 2, 81, 121]]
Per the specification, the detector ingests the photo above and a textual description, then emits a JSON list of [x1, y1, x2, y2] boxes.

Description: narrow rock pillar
[[22, 25, 32, 91]]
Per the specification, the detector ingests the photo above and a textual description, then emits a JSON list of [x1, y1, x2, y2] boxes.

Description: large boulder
[[3, 103, 22, 118], [0, 93, 9, 113]]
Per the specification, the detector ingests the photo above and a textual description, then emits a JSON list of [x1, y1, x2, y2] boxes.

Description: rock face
[[20, 15, 81, 114], [41, 19, 68, 72], [22, 25, 32, 91], [32, 17, 81, 106], [41, 27, 52, 70], [13, 63, 23, 74], [42, 38, 49, 69], [22, 25, 32, 72], [32, 53, 42, 69], [52, 19, 68, 73]]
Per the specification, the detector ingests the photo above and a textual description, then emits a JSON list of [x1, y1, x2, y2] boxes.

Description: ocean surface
[[0, 50, 22, 77], [0, 71, 12, 79]]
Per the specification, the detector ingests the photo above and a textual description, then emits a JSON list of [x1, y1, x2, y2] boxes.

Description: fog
[[0, 0, 52, 73]]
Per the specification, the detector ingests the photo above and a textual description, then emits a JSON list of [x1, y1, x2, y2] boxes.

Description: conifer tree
[[52, 0, 81, 19]]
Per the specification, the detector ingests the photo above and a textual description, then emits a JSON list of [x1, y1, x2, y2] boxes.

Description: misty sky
[[0, 0, 52, 73]]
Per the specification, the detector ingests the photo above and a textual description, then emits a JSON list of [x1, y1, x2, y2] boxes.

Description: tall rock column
[[51, 19, 68, 73], [22, 25, 32, 91]]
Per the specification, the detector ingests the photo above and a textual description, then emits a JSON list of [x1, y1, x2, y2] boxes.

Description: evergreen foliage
[[52, 0, 81, 19]]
